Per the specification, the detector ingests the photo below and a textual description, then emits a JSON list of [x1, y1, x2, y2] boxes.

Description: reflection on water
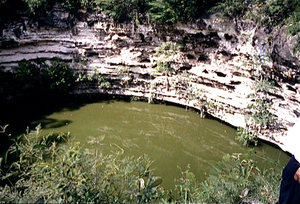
[[32, 100, 290, 190]]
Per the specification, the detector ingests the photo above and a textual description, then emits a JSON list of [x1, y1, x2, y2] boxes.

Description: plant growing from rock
[[236, 77, 276, 147], [154, 41, 180, 76], [75, 68, 111, 89], [175, 75, 207, 117], [236, 127, 258, 147], [95, 0, 148, 23], [24, 0, 47, 14], [235, 53, 276, 146], [148, 81, 157, 104], [148, 0, 178, 24], [246, 78, 276, 132], [209, 0, 249, 31], [14, 58, 76, 97], [117, 65, 131, 76], [117, 65, 132, 85]]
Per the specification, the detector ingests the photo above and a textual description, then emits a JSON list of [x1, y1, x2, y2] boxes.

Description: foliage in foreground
[[197, 153, 281, 204], [170, 152, 281, 204], [0, 125, 283, 203], [0, 125, 164, 203]]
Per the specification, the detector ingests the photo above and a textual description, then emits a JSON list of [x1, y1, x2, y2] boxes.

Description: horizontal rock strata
[[1, 8, 300, 153]]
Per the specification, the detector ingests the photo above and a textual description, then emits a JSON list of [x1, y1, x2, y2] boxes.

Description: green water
[[31, 100, 290, 190]]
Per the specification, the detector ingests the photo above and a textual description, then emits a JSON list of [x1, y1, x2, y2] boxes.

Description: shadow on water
[[0, 92, 140, 189], [31, 118, 73, 129], [0, 93, 131, 157], [0, 93, 126, 135]]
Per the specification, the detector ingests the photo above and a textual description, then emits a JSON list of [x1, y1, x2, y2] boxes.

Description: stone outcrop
[[1, 5, 300, 152]]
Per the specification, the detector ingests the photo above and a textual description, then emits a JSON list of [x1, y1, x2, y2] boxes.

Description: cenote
[[28, 98, 290, 190]]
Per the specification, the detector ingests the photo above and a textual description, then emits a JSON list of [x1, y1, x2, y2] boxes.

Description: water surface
[[32, 100, 290, 190]]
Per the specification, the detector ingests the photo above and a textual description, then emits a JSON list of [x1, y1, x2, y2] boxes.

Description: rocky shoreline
[[1, 6, 300, 153]]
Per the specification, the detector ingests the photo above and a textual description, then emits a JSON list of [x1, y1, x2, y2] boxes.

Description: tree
[[23, 0, 47, 14], [210, 0, 248, 31], [46, 58, 76, 94], [148, 0, 178, 24], [13, 58, 76, 98], [95, 0, 148, 23]]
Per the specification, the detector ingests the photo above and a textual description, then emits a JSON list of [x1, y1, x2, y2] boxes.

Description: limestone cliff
[[1, 5, 300, 152]]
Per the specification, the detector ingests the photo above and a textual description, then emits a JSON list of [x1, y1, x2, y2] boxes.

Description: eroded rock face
[[1, 6, 300, 152]]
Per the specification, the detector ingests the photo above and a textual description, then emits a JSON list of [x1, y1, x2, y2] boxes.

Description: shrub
[[148, 0, 178, 24], [210, 0, 248, 19], [247, 98, 277, 130], [14, 58, 76, 97], [173, 165, 201, 203], [173, 153, 282, 204], [75, 69, 111, 89], [154, 41, 180, 75], [23, 0, 47, 13], [256, 0, 299, 28], [46, 58, 76, 93], [63, 0, 88, 10], [0, 125, 164, 203], [14, 58, 48, 96], [95, 0, 147, 23], [236, 127, 258, 146], [246, 78, 276, 131], [253, 78, 275, 93]]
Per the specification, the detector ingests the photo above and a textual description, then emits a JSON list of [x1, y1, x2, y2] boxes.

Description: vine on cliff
[[236, 55, 277, 146]]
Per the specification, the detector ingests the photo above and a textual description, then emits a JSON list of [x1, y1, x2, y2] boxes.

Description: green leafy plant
[[95, 0, 147, 23], [235, 53, 276, 146], [76, 69, 110, 89], [117, 65, 131, 76], [148, 0, 178, 24], [236, 127, 258, 147], [253, 78, 275, 93], [197, 153, 280, 203], [24, 0, 47, 14], [170, 153, 281, 204], [255, 0, 299, 28], [246, 78, 276, 132], [209, 0, 249, 30], [47, 58, 76, 93], [154, 41, 180, 76], [246, 98, 276, 130], [173, 164, 200, 204], [0, 126, 164, 203], [14, 58, 76, 96], [0, 125, 284, 203], [63, 0, 88, 10]]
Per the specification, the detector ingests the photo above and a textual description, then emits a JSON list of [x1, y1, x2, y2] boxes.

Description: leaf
[[0, 172, 18, 180], [0, 124, 9, 132], [150, 177, 162, 188], [4, 149, 9, 164], [33, 144, 47, 149]]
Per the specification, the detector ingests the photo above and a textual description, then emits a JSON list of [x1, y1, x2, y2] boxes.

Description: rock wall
[[1, 6, 300, 152]]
